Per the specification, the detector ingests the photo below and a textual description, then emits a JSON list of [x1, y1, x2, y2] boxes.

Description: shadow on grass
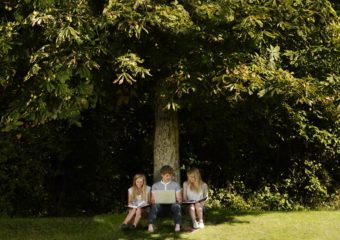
[[100, 209, 264, 240], [0, 209, 264, 240], [117, 223, 182, 240], [205, 208, 263, 225], [103, 215, 188, 240]]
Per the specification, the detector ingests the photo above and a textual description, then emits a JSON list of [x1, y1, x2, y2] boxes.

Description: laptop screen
[[153, 190, 176, 204]]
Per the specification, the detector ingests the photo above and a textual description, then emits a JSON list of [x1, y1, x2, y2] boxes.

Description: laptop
[[153, 190, 176, 204]]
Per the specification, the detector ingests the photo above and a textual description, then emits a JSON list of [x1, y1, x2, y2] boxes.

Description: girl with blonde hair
[[121, 173, 150, 229], [182, 167, 208, 229]]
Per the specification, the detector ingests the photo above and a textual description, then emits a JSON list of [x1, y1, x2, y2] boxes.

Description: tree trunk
[[153, 94, 180, 183]]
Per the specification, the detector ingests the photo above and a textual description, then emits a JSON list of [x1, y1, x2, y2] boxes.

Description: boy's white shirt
[[161, 180, 171, 189]]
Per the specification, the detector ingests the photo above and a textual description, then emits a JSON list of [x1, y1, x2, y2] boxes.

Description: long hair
[[130, 174, 148, 201], [187, 168, 203, 193]]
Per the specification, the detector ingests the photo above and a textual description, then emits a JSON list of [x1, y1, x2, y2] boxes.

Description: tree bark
[[153, 94, 180, 183]]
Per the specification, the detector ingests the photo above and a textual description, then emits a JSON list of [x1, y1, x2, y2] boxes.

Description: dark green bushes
[[206, 162, 337, 211]]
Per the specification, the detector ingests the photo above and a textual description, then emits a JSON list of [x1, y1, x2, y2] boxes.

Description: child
[[121, 173, 150, 229], [182, 167, 208, 229], [148, 165, 182, 232]]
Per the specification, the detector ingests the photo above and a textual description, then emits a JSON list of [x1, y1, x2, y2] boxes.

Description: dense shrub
[[207, 174, 334, 211]]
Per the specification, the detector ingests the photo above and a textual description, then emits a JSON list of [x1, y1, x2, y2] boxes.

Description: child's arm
[[149, 191, 155, 204], [182, 182, 188, 201], [175, 182, 183, 203], [127, 189, 133, 205], [176, 189, 183, 203], [201, 183, 208, 203], [146, 186, 151, 204]]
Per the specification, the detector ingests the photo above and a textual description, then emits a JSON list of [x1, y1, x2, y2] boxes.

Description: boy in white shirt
[[148, 165, 182, 232]]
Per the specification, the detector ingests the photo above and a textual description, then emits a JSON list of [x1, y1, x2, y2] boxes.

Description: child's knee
[[172, 204, 181, 212], [130, 208, 137, 213]]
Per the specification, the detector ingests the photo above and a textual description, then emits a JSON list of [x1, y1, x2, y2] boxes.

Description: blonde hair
[[130, 174, 148, 201], [187, 168, 203, 192]]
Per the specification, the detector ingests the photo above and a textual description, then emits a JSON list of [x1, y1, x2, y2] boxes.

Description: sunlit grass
[[1, 210, 339, 240]]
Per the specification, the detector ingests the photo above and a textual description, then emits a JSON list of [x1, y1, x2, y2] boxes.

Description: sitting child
[[121, 173, 150, 229], [182, 167, 208, 229], [148, 165, 182, 232]]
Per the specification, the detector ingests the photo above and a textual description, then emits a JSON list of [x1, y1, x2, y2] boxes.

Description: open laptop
[[153, 190, 176, 204]]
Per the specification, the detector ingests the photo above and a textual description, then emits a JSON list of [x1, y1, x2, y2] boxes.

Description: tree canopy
[[0, 0, 339, 215]]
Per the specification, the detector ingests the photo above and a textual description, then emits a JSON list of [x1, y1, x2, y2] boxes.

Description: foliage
[[0, 0, 339, 215], [206, 182, 251, 211], [207, 160, 333, 211], [0, 103, 154, 216], [326, 189, 340, 209]]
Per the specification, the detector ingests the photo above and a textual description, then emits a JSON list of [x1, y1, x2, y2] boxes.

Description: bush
[[324, 189, 340, 210], [206, 180, 251, 211], [280, 160, 329, 207], [249, 186, 300, 211]]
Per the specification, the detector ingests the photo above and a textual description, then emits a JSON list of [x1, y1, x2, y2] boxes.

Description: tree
[[1, 0, 339, 187]]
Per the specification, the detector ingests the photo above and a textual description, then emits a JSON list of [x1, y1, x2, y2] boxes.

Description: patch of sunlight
[[93, 216, 105, 223], [150, 233, 162, 238]]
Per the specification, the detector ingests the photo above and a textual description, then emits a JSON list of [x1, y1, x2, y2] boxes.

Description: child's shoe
[[148, 224, 154, 232], [175, 224, 181, 232], [193, 220, 199, 229], [198, 220, 205, 229], [120, 223, 129, 230]]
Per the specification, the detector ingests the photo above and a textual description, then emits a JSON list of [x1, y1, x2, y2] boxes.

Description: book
[[127, 201, 150, 209], [181, 196, 208, 204]]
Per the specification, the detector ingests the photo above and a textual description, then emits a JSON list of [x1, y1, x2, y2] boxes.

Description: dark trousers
[[148, 203, 182, 225]]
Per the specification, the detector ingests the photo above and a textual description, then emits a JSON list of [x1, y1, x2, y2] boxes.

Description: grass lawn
[[0, 210, 339, 240]]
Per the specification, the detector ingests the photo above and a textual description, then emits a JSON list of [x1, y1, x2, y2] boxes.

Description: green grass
[[1, 210, 339, 240]]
